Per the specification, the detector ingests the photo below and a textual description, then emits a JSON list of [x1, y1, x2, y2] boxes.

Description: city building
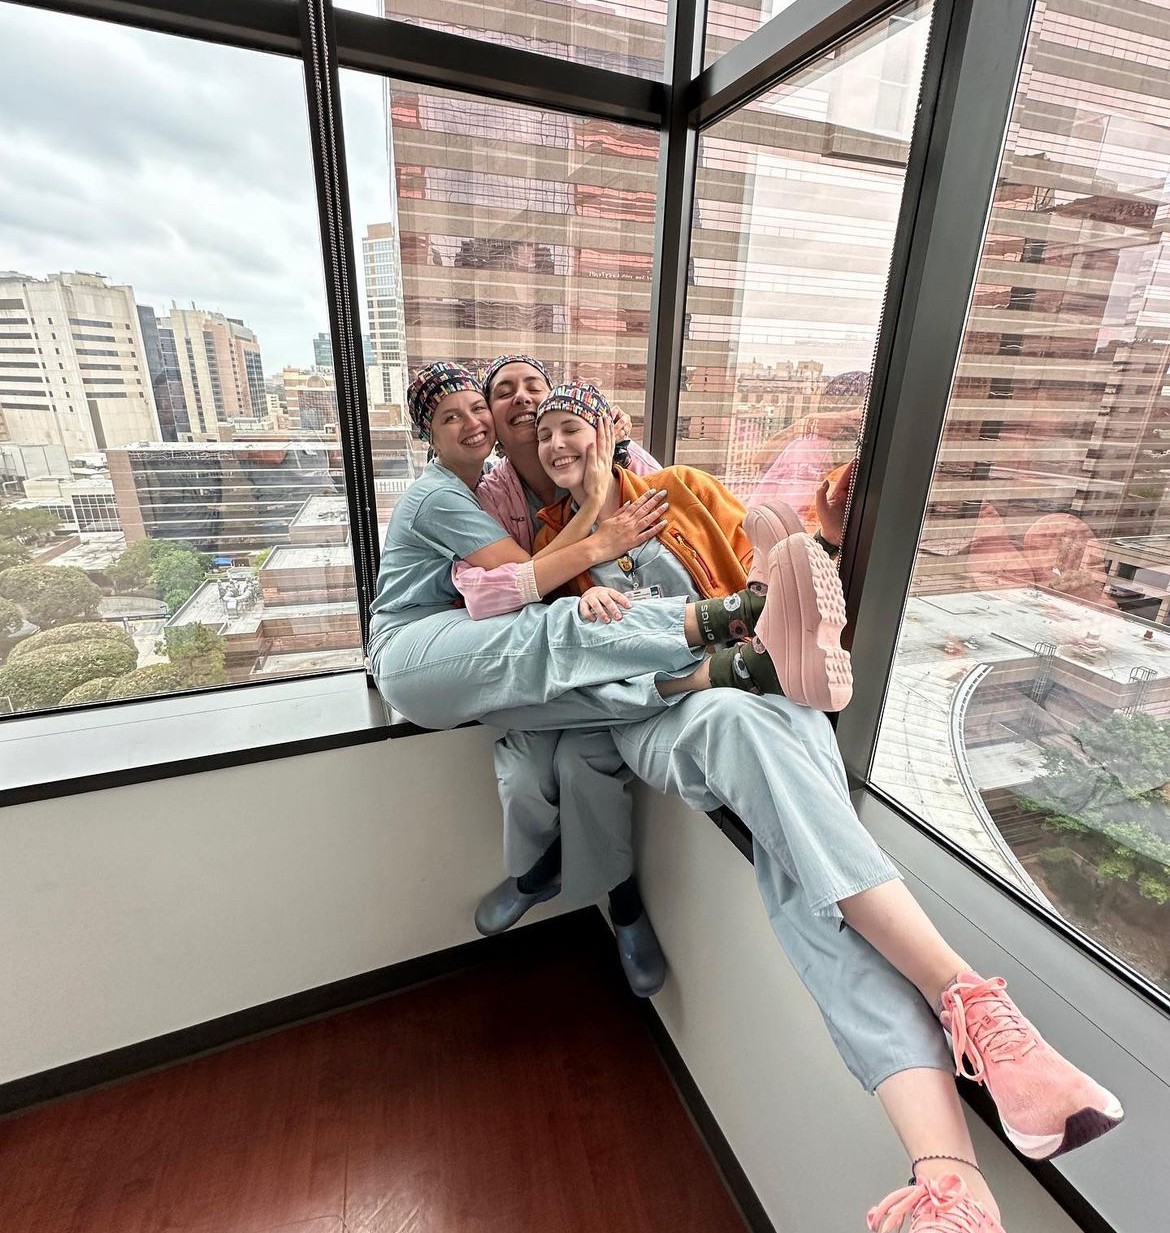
[[136, 305, 188, 441], [165, 494, 361, 680], [904, 8, 1170, 613], [107, 433, 416, 557], [275, 367, 340, 434], [107, 440, 342, 557], [382, 87, 659, 432], [0, 442, 71, 494], [21, 474, 121, 534], [156, 306, 266, 437], [311, 330, 375, 370], [361, 221, 408, 418], [0, 271, 162, 453]]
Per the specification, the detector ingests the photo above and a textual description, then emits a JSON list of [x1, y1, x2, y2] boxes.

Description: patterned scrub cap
[[407, 361, 482, 442], [482, 354, 552, 400], [534, 380, 618, 430]]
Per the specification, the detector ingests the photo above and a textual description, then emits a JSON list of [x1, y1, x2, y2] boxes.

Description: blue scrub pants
[[371, 597, 700, 731], [494, 729, 635, 910], [493, 693, 952, 1092]]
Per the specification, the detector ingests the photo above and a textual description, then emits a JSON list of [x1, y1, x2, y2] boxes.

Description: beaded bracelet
[[909, 1153, 983, 1182]]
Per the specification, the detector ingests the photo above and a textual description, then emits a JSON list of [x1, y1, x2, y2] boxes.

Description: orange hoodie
[[534, 465, 753, 599]]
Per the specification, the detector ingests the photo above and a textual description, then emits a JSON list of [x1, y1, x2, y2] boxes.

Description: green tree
[[105, 663, 187, 701], [153, 550, 208, 612], [0, 596, 23, 644], [107, 538, 155, 592], [1023, 711, 1170, 905], [8, 621, 134, 662], [0, 538, 29, 573], [0, 507, 60, 545], [59, 676, 118, 706], [109, 539, 209, 612], [0, 639, 137, 711], [0, 565, 101, 629], [158, 623, 228, 688]]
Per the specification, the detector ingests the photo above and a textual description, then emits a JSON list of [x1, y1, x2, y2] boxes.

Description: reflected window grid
[[873, 0, 1170, 996]]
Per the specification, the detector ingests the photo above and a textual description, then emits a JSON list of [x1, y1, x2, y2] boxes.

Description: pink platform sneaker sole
[[743, 499, 805, 589], [755, 533, 852, 711]]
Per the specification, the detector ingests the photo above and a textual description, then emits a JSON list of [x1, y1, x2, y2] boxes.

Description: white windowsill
[[0, 671, 393, 805]]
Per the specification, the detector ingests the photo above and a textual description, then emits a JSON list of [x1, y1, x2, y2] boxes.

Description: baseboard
[[634, 996, 777, 1233], [0, 908, 600, 1119]]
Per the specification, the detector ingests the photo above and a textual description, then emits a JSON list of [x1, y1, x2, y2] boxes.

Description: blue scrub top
[[369, 461, 510, 652], [591, 533, 699, 603]]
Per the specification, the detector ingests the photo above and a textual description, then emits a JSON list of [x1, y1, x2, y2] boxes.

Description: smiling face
[[429, 389, 495, 471], [536, 408, 597, 493], [487, 362, 552, 456]]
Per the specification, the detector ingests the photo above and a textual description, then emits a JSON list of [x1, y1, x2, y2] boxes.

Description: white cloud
[[0, 3, 394, 371]]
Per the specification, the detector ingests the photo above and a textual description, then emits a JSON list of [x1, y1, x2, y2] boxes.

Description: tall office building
[[278, 367, 340, 434], [136, 305, 187, 442], [108, 431, 418, 556], [0, 271, 162, 453], [157, 307, 266, 437], [675, 8, 930, 486], [376, 0, 669, 432], [312, 331, 375, 371], [361, 222, 409, 417]]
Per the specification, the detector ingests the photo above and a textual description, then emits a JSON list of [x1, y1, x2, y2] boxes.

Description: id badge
[[627, 585, 664, 601]]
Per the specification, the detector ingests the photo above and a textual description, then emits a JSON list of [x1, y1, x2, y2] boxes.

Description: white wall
[[0, 727, 523, 1083], [1, 728, 1078, 1230], [634, 791, 1082, 1233]]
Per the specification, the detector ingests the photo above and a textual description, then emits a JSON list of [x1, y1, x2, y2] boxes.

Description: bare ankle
[[912, 1157, 998, 1221]]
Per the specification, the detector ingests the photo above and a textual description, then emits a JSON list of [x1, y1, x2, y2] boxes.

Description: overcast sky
[[0, 2, 390, 372]]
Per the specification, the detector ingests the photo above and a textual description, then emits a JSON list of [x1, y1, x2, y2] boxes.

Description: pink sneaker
[[754, 534, 852, 711], [744, 499, 805, 590], [940, 971, 1124, 1160], [868, 1175, 1003, 1232]]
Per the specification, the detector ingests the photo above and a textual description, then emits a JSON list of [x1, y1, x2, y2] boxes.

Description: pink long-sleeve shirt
[[452, 442, 660, 618]]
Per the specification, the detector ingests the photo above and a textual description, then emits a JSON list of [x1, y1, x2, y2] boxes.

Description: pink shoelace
[[867, 1176, 986, 1233], [941, 975, 1035, 1082]]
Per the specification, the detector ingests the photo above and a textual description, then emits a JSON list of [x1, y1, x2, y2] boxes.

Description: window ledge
[[0, 672, 416, 807], [854, 787, 1169, 1233]]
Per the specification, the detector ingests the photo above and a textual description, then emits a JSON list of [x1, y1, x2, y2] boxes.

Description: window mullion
[[300, 0, 381, 646], [646, 0, 705, 464], [834, 0, 1035, 784]]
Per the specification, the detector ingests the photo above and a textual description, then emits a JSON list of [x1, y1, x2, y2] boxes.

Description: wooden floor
[[0, 923, 747, 1233]]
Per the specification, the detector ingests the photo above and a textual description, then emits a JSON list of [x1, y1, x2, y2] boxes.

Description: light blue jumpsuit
[[490, 515, 952, 1092]]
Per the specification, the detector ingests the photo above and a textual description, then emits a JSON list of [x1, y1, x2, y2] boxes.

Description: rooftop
[[291, 495, 349, 529], [46, 533, 127, 572], [252, 649, 364, 675], [167, 578, 358, 635], [264, 545, 354, 571], [872, 586, 1170, 900], [893, 587, 1170, 682]]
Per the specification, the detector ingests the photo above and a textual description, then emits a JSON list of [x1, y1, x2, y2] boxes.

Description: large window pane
[[0, 4, 363, 717], [337, 0, 667, 79], [704, 0, 800, 68], [873, 1, 1170, 996], [678, 2, 933, 528], [341, 71, 659, 532]]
